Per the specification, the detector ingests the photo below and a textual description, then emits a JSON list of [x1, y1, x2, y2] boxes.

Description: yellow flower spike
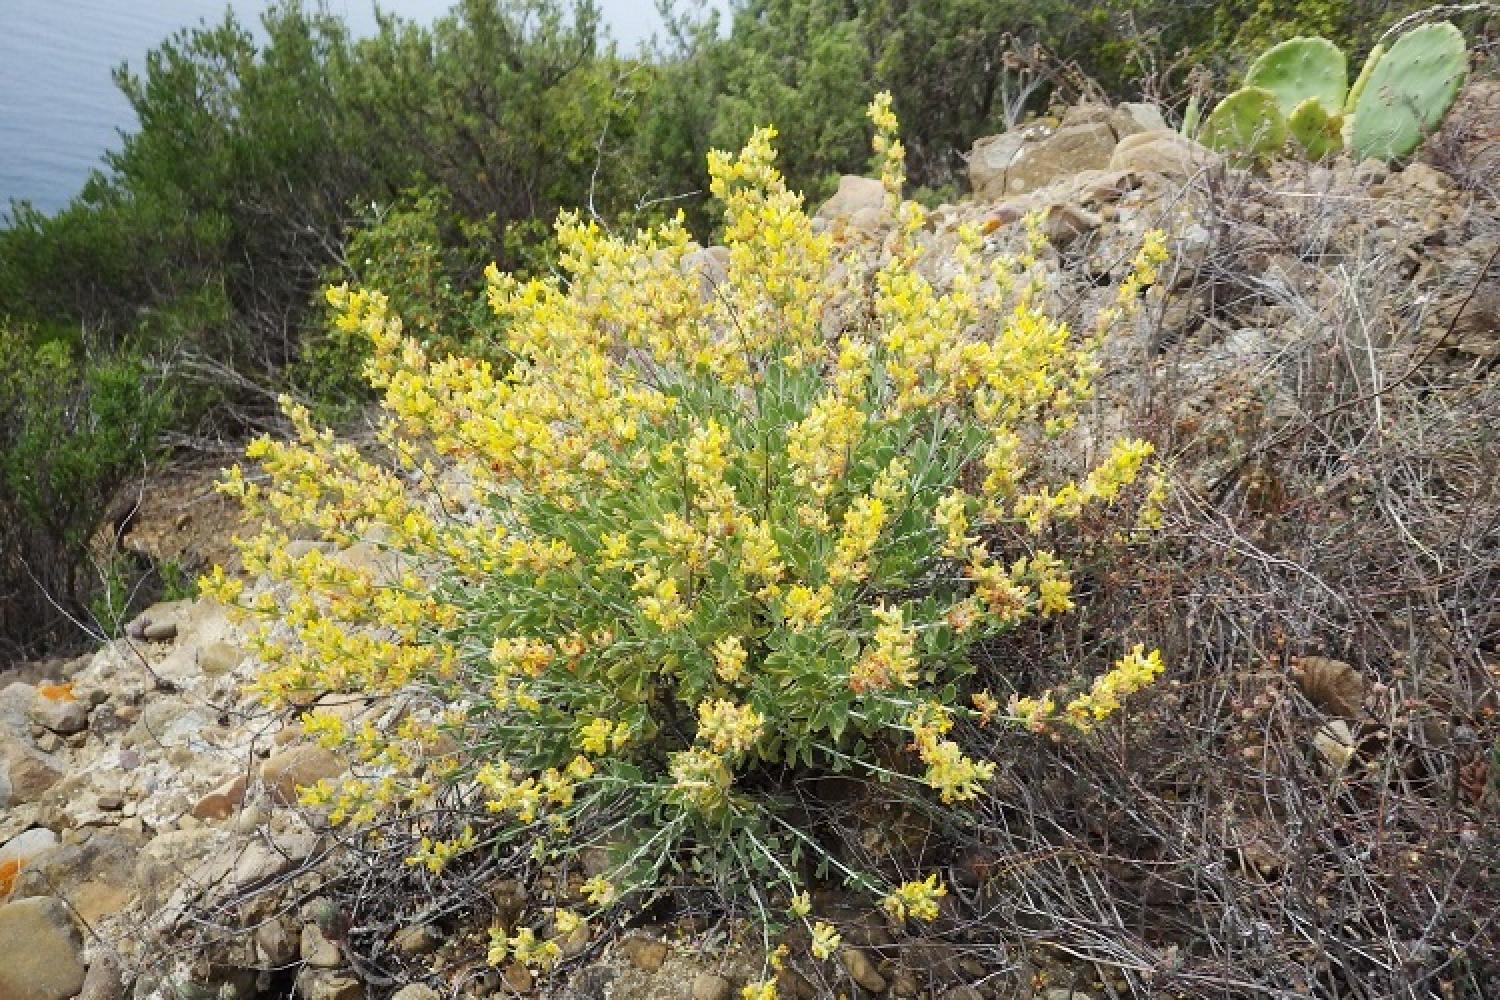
[[882, 874, 948, 923]]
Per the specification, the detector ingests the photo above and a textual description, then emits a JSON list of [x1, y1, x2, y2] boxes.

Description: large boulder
[[969, 104, 1161, 201], [0, 896, 87, 1000]]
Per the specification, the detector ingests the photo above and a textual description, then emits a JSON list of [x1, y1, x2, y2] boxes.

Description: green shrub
[[0, 325, 176, 651], [209, 97, 1168, 978]]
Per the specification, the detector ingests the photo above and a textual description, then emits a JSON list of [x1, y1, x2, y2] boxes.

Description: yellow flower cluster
[[906, 702, 996, 804], [1011, 644, 1167, 732], [882, 873, 948, 923]]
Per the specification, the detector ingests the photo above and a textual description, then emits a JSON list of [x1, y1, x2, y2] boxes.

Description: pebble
[[841, 947, 888, 993], [618, 935, 669, 972], [692, 973, 733, 1000], [300, 922, 343, 967]]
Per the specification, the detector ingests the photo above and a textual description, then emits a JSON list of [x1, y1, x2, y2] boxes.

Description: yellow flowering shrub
[[205, 93, 1168, 967]]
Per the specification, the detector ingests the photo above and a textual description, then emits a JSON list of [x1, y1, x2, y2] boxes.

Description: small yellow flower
[[810, 921, 841, 960]]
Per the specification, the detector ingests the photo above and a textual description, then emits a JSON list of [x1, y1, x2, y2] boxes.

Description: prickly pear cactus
[[1247, 36, 1348, 115], [1288, 98, 1344, 159], [1344, 43, 1385, 117], [1349, 22, 1467, 161], [1201, 87, 1288, 160]]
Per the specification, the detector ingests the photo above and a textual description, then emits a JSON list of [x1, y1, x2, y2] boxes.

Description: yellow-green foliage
[[205, 96, 1166, 978]]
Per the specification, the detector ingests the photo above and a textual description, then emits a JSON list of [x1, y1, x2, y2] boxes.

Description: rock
[[1118, 101, 1168, 132], [0, 896, 88, 1000], [692, 973, 733, 1000], [254, 918, 297, 966], [228, 832, 319, 891], [0, 828, 59, 895], [970, 121, 1119, 200], [939, 989, 984, 1000], [9, 828, 142, 923], [815, 175, 889, 234], [77, 954, 125, 1000], [142, 620, 178, 642], [392, 923, 440, 957], [841, 947, 888, 993], [29, 688, 89, 735], [618, 935, 669, 972], [1045, 990, 1095, 1000], [295, 969, 363, 1000], [197, 642, 245, 676], [191, 775, 248, 821], [0, 733, 64, 808], [889, 970, 920, 998], [390, 988, 439, 1000], [300, 923, 343, 968], [559, 966, 617, 1000], [260, 745, 344, 806], [503, 963, 533, 993], [1110, 130, 1221, 179]]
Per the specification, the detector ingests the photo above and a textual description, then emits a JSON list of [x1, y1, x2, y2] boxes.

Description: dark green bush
[[0, 326, 176, 655]]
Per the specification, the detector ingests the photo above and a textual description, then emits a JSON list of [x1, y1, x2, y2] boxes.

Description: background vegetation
[[0, 0, 1461, 655]]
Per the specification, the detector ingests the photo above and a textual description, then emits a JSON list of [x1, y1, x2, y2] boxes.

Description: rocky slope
[[2, 87, 1496, 1000]]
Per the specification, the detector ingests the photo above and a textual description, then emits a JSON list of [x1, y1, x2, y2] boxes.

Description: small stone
[[78, 954, 125, 1000], [504, 963, 534, 993], [390, 988, 439, 1000], [96, 794, 123, 812], [890, 970, 920, 998], [233, 804, 268, 835], [141, 620, 178, 642], [618, 935, 669, 972], [392, 923, 440, 956], [0, 896, 88, 1000], [301, 922, 343, 968], [254, 918, 297, 966], [1045, 990, 1095, 1000], [841, 948, 888, 993], [0, 735, 64, 807], [260, 745, 345, 806], [295, 969, 363, 1000], [191, 775, 248, 821], [938, 989, 984, 1000], [29, 692, 90, 735], [197, 642, 244, 676], [692, 973, 733, 1000]]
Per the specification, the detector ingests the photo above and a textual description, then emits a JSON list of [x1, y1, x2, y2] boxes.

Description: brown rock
[[618, 935, 669, 972], [504, 963, 534, 993], [970, 122, 1119, 200], [301, 923, 343, 968], [392, 923, 440, 957], [254, 918, 297, 966], [815, 175, 890, 235], [0, 896, 88, 1000], [841, 947, 888, 993], [77, 955, 125, 1000], [191, 775, 248, 821], [197, 642, 245, 676], [295, 969, 363, 1000], [692, 973, 733, 1000], [0, 733, 64, 808], [260, 744, 344, 806]]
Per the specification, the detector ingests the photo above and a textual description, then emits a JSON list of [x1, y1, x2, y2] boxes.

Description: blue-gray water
[[0, 0, 697, 215]]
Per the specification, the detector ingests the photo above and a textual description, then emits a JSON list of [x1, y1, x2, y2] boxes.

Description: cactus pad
[[1288, 98, 1344, 159], [1349, 22, 1467, 161], [1247, 37, 1348, 115], [1201, 87, 1289, 161]]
